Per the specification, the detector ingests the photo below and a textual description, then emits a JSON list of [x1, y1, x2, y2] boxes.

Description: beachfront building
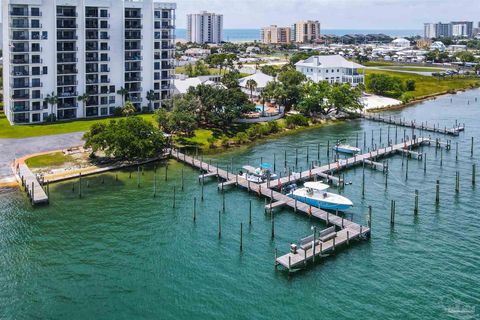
[[424, 22, 452, 39], [187, 11, 223, 44], [293, 20, 321, 43], [451, 21, 474, 38], [295, 55, 364, 87], [2, 0, 176, 125], [261, 25, 291, 45]]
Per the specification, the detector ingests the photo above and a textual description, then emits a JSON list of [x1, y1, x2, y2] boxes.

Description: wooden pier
[[169, 136, 428, 272], [362, 114, 464, 136], [16, 164, 48, 205]]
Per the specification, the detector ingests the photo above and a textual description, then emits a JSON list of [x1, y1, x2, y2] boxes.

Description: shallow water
[[1, 89, 480, 319]]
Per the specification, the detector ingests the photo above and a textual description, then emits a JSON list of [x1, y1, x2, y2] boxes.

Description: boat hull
[[333, 146, 360, 154], [288, 193, 352, 211]]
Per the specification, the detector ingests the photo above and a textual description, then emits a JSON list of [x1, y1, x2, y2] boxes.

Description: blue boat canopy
[[260, 163, 273, 169]]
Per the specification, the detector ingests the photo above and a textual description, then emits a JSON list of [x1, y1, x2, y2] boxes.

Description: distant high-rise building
[[187, 11, 223, 44], [261, 25, 291, 44], [293, 20, 320, 43], [424, 23, 437, 39], [436, 22, 452, 38], [451, 21, 473, 37]]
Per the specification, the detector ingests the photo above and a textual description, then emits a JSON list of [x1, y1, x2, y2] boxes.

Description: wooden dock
[[362, 114, 464, 136], [16, 164, 48, 205]]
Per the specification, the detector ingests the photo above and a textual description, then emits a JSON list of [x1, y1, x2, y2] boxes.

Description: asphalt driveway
[[0, 132, 84, 180]]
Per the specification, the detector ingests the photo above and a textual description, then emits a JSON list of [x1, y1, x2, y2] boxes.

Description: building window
[[42, 31, 48, 40], [32, 67, 40, 75], [109, 85, 115, 93], [42, 66, 48, 75]]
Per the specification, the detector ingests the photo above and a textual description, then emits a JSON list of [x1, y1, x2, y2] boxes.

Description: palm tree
[[77, 93, 90, 117], [245, 79, 257, 100], [122, 101, 136, 117], [146, 90, 156, 112], [116, 87, 129, 107], [44, 92, 58, 120]]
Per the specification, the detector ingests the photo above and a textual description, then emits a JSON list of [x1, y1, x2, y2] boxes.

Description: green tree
[[276, 69, 306, 109], [146, 90, 156, 112], [116, 87, 129, 107], [77, 93, 90, 118], [122, 101, 136, 117], [221, 70, 241, 89], [456, 51, 475, 63], [297, 81, 331, 115], [83, 117, 165, 159], [405, 79, 416, 91], [260, 65, 279, 77], [366, 74, 405, 98], [328, 83, 363, 114], [194, 60, 210, 76], [245, 79, 258, 99]]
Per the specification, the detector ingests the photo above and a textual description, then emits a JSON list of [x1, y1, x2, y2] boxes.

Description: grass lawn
[[0, 113, 156, 139], [365, 69, 480, 99], [380, 66, 451, 72], [25, 152, 75, 169]]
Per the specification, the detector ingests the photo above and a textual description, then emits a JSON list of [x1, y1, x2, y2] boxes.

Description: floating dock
[[169, 136, 428, 272], [362, 114, 464, 136]]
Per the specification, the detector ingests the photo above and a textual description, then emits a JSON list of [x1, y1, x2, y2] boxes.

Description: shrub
[[405, 79, 416, 91], [401, 92, 415, 104], [285, 114, 309, 128], [266, 121, 279, 133], [246, 124, 263, 139], [234, 132, 249, 144]]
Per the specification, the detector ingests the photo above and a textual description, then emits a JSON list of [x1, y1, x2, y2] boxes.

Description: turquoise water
[[1, 89, 480, 319], [175, 28, 422, 42], [255, 105, 264, 112]]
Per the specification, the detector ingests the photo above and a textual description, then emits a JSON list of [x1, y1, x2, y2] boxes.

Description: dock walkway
[[362, 114, 464, 136], [169, 136, 427, 271], [16, 164, 48, 205]]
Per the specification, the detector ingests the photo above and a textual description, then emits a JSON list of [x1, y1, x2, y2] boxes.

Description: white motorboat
[[287, 181, 353, 211], [333, 140, 361, 154], [239, 164, 277, 183]]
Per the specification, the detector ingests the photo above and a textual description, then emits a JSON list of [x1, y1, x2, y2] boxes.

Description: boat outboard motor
[[238, 170, 243, 176], [284, 184, 297, 193]]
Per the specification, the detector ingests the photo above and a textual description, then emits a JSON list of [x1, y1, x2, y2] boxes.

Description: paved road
[[0, 132, 84, 180], [366, 66, 436, 77]]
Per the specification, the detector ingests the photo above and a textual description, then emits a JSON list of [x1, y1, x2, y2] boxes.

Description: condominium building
[[293, 20, 320, 43], [451, 21, 474, 38], [261, 25, 291, 45], [2, 0, 176, 125], [187, 11, 223, 44]]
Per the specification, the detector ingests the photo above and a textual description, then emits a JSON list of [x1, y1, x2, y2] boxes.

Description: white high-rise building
[[2, 0, 176, 125], [187, 11, 223, 44]]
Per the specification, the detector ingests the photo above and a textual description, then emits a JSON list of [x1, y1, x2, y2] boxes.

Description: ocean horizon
[[175, 28, 423, 42]]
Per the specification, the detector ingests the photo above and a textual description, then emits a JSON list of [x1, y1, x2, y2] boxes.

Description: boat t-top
[[333, 139, 361, 154], [287, 181, 353, 211], [239, 163, 277, 183]]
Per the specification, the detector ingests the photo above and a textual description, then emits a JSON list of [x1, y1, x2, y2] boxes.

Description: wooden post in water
[[137, 166, 140, 188], [153, 171, 157, 198], [414, 189, 419, 215], [455, 172, 460, 193], [405, 157, 409, 180], [317, 143, 320, 160], [440, 148, 443, 167], [356, 132, 359, 148], [472, 163, 477, 186], [471, 137, 474, 157], [79, 172, 82, 198], [363, 131, 366, 149], [181, 168, 184, 190], [390, 200, 395, 226], [379, 128, 382, 145], [395, 126, 398, 144], [173, 186, 176, 208], [165, 164, 168, 181], [271, 211, 275, 239], [273, 153, 276, 172], [249, 200, 252, 225], [218, 210, 221, 239], [327, 141, 330, 157], [191, 197, 196, 222], [222, 191, 225, 213], [362, 163, 365, 198], [423, 153, 427, 173], [240, 223, 243, 252], [295, 148, 298, 168], [201, 177, 204, 201]]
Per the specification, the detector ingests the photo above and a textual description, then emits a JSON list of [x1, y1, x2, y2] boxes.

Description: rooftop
[[295, 55, 364, 69]]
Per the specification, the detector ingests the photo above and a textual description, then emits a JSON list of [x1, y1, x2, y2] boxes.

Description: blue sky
[[175, 0, 480, 29]]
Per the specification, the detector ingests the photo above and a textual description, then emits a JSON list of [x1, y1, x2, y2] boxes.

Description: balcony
[[56, 22, 77, 29], [86, 78, 99, 84], [161, 45, 175, 50], [11, 33, 29, 40], [161, 63, 174, 69], [100, 78, 111, 84], [125, 22, 142, 29], [10, 22, 29, 29], [125, 76, 142, 82], [86, 56, 99, 62], [11, 69, 29, 76], [57, 79, 78, 86], [125, 12, 143, 19], [57, 33, 78, 40], [57, 10, 77, 17], [86, 68, 99, 73], [58, 68, 78, 75], [13, 105, 30, 112], [12, 82, 30, 89], [12, 93, 30, 100], [57, 45, 77, 52], [86, 45, 99, 51], [58, 56, 78, 63], [57, 103, 78, 109], [85, 22, 99, 29], [10, 9, 29, 16], [125, 65, 142, 72], [58, 91, 78, 98], [125, 32, 142, 40], [125, 54, 142, 61], [31, 81, 43, 88]]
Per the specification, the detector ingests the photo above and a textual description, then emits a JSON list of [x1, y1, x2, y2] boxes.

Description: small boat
[[239, 164, 277, 183], [333, 140, 361, 154], [287, 181, 353, 211]]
